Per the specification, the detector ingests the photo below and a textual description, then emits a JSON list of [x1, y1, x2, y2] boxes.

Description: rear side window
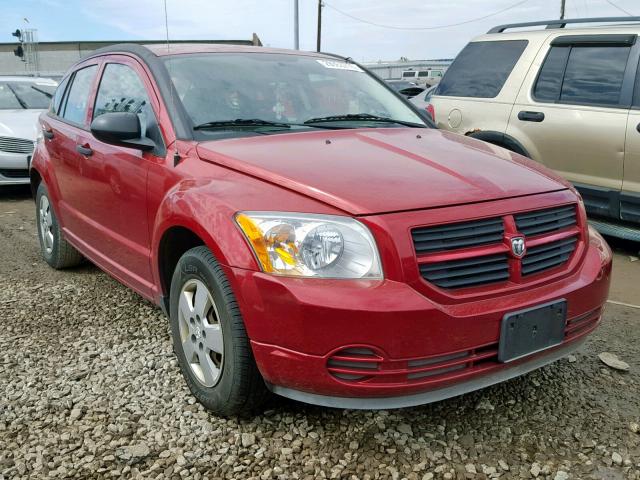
[[534, 45, 631, 106], [62, 65, 98, 125], [51, 76, 70, 115], [437, 40, 528, 98], [402, 71, 416, 78], [533, 47, 570, 102]]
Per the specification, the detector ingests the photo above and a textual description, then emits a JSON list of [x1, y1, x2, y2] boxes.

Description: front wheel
[[169, 246, 269, 416]]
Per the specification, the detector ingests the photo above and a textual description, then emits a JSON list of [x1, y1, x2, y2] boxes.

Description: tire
[[169, 246, 269, 417], [36, 183, 83, 269]]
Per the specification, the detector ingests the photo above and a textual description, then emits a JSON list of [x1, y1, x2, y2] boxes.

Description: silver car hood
[[0, 109, 45, 141]]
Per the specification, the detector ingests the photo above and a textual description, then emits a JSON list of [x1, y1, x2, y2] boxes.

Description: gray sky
[[3, 0, 638, 61]]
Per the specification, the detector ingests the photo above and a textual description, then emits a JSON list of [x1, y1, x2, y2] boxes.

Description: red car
[[30, 44, 612, 416]]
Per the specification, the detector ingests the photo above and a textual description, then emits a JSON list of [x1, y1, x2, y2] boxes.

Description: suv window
[[62, 65, 98, 125], [93, 63, 164, 151], [565, 46, 629, 106], [402, 71, 416, 78], [437, 40, 528, 98], [533, 47, 570, 102]]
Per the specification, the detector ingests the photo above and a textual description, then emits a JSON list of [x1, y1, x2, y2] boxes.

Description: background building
[[0, 35, 262, 79], [363, 58, 453, 80]]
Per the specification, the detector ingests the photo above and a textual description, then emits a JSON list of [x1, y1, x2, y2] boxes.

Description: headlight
[[235, 212, 383, 279]]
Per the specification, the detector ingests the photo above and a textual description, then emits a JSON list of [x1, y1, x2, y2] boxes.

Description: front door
[[623, 83, 640, 224], [74, 57, 166, 297]]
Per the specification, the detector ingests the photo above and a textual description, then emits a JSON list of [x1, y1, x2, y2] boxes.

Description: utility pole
[[560, 0, 566, 19], [294, 0, 299, 50], [316, 0, 323, 52]]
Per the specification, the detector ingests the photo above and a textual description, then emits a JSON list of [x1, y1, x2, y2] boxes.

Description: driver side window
[[93, 63, 164, 153]]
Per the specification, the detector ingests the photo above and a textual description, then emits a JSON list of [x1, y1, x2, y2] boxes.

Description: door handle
[[43, 128, 54, 139], [518, 111, 545, 122], [76, 144, 93, 156]]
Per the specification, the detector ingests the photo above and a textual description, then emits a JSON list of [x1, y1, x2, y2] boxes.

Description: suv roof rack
[[488, 16, 640, 34]]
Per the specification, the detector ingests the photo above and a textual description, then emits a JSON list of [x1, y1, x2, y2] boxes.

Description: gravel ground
[[1, 186, 639, 480]]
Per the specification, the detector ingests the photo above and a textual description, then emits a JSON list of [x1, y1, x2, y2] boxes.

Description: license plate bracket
[[499, 299, 567, 363]]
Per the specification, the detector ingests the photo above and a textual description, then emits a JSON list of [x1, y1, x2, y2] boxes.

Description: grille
[[413, 203, 580, 290], [411, 217, 504, 253], [522, 236, 577, 276], [419, 253, 509, 289], [0, 136, 34, 155], [514, 205, 577, 237], [0, 169, 29, 179]]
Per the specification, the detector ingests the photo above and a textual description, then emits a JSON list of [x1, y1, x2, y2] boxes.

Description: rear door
[[74, 56, 166, 296], [506, 34, 638, 220], [44, 62, 100, 232]]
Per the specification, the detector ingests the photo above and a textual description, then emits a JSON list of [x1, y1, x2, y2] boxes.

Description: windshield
[[164, 53, 425, 131], [0, 81, 56, 110]]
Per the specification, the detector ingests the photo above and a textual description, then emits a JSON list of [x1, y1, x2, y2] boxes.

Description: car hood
[[196, 128, 568, 215], [0, 109, 44, 140]]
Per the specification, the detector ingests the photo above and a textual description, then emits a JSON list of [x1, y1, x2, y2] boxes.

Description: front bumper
[[228, 227, 611, 407], [0, 151, 30, 185], [268, 338, 586, 409]]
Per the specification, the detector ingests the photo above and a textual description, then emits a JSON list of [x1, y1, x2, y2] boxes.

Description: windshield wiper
[[30, 85, 53, 98], [194, 118, 292, 130], [304, 113, 426, 128], [5, 84, 28, 109]]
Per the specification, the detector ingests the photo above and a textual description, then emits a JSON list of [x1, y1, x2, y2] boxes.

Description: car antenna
[[164, 0, 181, 167]]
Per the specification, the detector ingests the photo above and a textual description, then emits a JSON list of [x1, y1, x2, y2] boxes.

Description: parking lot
[[0, 185, 638, 480]]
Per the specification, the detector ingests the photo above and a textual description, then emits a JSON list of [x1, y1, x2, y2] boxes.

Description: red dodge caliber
[[30, 44, 612, 416]]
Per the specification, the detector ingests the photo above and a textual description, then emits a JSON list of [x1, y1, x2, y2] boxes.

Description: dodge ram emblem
[[511, 237, 526, 258]]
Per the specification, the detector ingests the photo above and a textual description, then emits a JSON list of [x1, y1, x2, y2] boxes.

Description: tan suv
[[430, 17, 640, 239]]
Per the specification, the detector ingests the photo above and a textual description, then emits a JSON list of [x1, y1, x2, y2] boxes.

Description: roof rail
[[488, 16, 640, 34]]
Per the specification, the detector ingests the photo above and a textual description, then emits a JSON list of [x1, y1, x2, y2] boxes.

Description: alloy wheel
[[39, 195, 54, 255], [177, 279, 224, 387]]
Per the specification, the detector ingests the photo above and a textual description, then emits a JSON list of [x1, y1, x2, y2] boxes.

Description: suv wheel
[[169, 246, 269, 416], [36, 183, 83, 269]]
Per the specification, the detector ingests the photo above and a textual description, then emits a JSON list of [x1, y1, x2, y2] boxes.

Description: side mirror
[[90, 112, 155, 151]]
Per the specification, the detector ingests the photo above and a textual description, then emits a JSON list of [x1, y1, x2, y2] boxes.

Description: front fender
[[151, 178, 259, 273], [148, 157, 346, 307]]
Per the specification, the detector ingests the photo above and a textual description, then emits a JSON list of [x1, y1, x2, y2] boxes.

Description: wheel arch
[[153, 212, 258, 315], [157, 225, 207, 312], [466, 130, 531, 158], [29, 167, 43, 199]]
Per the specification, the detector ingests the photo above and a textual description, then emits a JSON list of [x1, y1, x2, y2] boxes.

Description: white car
[[0, 76, 57, 185], [410, 85, 437, 112]]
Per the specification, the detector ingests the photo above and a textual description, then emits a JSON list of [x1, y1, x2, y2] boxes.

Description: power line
[[604, 0, 635, 16], [322, 0, 531, 31]]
